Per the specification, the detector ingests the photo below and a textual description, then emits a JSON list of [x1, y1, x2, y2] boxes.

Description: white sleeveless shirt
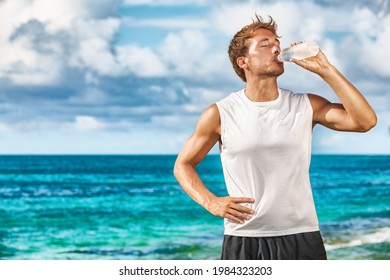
[[216, 88, 319, 237]]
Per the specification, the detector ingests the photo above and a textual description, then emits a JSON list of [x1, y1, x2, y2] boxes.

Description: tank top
[[215, 88, 319, 237]]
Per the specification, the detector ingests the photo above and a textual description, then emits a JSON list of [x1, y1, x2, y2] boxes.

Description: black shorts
[[221, 231, 327, 260]]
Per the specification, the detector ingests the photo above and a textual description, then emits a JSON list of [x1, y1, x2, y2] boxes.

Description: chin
[[270, 68, 284, 77]]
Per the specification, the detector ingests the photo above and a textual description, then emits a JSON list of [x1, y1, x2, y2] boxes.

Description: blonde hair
[[228, 15, 280, 82]]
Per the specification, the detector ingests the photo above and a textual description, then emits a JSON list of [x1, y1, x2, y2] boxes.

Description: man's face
[[243, 29, 284, 79]]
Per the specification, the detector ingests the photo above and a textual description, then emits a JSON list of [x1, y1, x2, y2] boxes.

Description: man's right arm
[[173, 104, 254, 224]]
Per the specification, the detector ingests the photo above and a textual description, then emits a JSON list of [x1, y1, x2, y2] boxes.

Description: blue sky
[[0, 0, 389, 154]]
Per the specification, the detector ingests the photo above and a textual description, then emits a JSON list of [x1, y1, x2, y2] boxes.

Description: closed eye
[[260, 42, 270, 47], [258, 39, 280, 48]]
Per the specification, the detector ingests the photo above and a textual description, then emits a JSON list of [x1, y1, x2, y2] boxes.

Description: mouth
[[274, 55, 283, 63]]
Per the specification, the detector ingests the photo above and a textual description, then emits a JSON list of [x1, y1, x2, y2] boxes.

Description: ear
[[237, 56, 248, 70]]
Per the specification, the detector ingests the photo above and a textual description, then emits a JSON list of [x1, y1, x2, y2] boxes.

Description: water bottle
[[278, 41, 319, 62]]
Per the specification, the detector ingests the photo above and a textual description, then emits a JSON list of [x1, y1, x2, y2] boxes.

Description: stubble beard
[[258, 66, 284, 79], [249, 61, 284, 79], [266, 66, 284, 77]]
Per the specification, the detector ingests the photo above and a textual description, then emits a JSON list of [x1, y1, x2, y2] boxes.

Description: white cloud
[[0, 0, 220, 83], [360, 15, 390, 77], [0, 123, 12, 133], [72, 18, 120, 41], [3, 49, 63, 85], [74, 116, 106, 131], [157, 29, 229, 81], [349, 7, 379, 39], [0, 0, 121, 85], [185, 87, 225, 110], [0, 22, 63, 85], [0, 0, 388, 154], [210, 1, 326, 43], [22, 0, 86, 33], [84, 72, 100, 85], [159, 29, 208, 75], [68, 88, 108, 105], [124, 17, 209, 30], [123, 0, 207, 6], [117, 45, 168, 77], [211, 3, 260, 36], [75, 38, 121, 76], [0, 0, 27, 41]]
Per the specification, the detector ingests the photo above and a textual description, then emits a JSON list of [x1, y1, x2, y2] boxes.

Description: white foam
[[325, 227, 390, 251]]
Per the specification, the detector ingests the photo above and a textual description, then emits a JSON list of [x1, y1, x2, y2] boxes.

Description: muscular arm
[[173, 104, 254, 224], [292, 51, 377, 131]]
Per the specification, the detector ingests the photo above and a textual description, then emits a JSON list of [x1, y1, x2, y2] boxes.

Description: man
[[173, 15, 377, 260]]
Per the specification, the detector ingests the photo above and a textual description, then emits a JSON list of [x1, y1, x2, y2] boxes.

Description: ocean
[[0, 155, 389, 260]]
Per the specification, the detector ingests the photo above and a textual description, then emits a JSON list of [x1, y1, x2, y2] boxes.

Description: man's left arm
[[292, 51, 377, 132]]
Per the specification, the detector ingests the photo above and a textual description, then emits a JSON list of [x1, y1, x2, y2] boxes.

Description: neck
[[244, 77, 279, 102]]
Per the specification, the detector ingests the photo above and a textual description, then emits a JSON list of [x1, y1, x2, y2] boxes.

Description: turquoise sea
[[0, 155, 389, 260]]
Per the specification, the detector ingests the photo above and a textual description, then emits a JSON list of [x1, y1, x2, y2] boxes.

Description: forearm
[[174, 160, 255, 223], [173, 161, 217, 210], [320, 65, 377, 128]]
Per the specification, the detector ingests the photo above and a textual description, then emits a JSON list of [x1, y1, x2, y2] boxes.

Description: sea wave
[[325, 227, 390, 251]]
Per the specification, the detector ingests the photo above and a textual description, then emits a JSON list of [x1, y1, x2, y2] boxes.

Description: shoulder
[[279, 88, 310, 107], [196, 104, 221, 135], [279, 88, 302, 102], [280, 88, 305, 99], [196, 90, 243, 135], [202, 104, 220, 120], [217, 89, 243, 107]]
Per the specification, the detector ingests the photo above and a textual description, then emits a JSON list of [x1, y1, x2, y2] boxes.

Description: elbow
[[358, 114, 377, 132], [173, 158, 196, 181], [173, 159, 187, 180], [368, 114, 378, 130], [173, 160, 181, 180]]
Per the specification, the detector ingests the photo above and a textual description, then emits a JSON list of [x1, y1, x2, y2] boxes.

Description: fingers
[[225, 213, 246, 224], [231, 197, 255, 204], [231, 197, 255, 214], [229, 208, 252, 223], [290, 58, 307, 68], [291, 50, 330, 75], [224, 197, 255, 224], [207, 196, 256, 224], [230, 201, 255, 215], [291, 41, 303, 47]]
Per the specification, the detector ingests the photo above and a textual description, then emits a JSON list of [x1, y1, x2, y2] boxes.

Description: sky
[[0, 0, 389, 154]]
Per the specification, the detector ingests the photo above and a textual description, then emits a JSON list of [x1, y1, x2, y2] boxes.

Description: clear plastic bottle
[[278, 41, 319, 62]]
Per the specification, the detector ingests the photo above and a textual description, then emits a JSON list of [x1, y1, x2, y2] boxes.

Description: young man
[[173, 15, 377, 260]]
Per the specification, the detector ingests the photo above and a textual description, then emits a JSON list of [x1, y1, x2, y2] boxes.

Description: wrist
[[202, 194, 218, 212], [319, 64, 338, 80]]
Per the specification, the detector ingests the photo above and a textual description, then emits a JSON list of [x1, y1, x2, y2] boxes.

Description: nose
[[272, 44, 281, 55]]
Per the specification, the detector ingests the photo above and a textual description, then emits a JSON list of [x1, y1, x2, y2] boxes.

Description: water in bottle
[[278, 41, 319, 62]]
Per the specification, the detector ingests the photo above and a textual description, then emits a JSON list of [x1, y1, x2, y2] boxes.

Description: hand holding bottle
[[279, 41, 333, 77], [291, 48, 334, 78]]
